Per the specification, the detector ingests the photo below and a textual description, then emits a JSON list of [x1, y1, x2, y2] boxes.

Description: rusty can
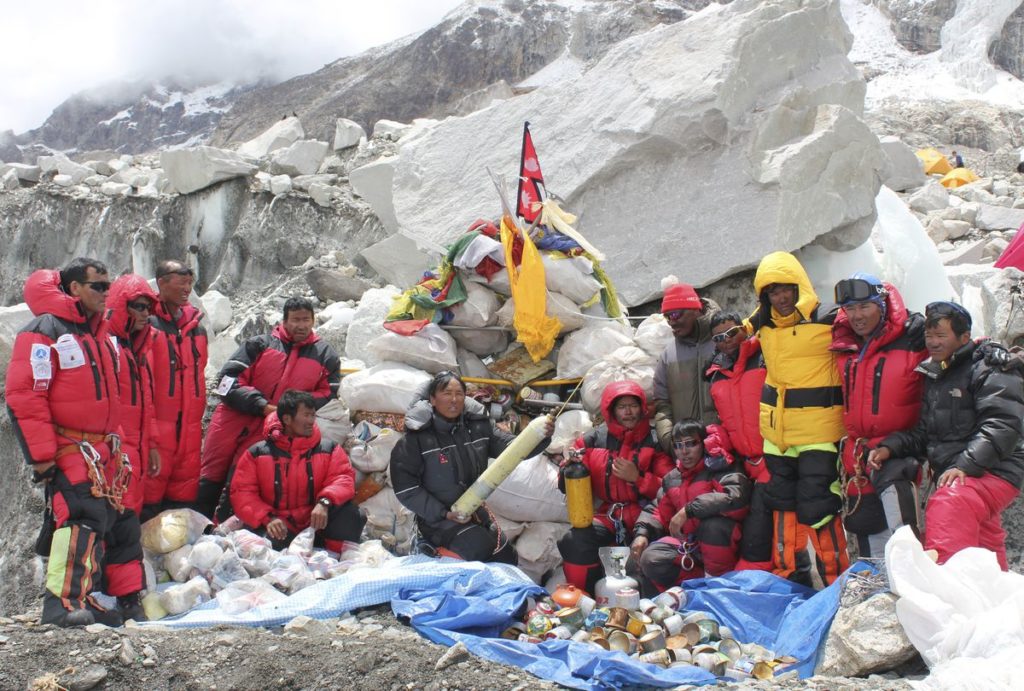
[[639, 629, 666, 653], [589, 635, 610, 650], [661, 612, 684, 635], [626, 612, 651, 637], [605, 607, 629, 631], [607, 630, 637, 654]]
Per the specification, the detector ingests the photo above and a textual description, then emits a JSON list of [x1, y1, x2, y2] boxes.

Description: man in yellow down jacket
[[745, 252, 849, 586]]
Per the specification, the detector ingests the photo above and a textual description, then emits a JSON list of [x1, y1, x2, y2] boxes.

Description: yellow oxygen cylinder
[[562, 449, 593, 529], [451, 414, 551, 519]]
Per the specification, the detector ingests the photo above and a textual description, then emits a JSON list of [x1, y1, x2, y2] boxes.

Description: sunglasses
[[126, 300, 153, 313], [673, 439, 701, 450], [834, 278, 885, 306], [83, 281, 111, 293], [712, 325, 743, 343], [925, 301, 973, 328], [664, 309, 694, 321]]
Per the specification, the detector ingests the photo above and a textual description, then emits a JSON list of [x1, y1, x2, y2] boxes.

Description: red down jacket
[[830, 283, 927, 496], [146, 301, 208, 504], [705, 337, 768, 483], [230, 414, 356, 532], [101, 275, 159, 514], [201, 323, 341, 484], [574, 381, 674, 534], [6, 270, 121, 482]]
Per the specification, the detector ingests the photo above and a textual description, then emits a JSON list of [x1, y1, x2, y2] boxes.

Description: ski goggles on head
[[711, 325, 743, 343], [925, 301, 973, 329], [834, 278, 886, 306]]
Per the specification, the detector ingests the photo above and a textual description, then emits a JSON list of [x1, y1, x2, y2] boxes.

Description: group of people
[[388, 250, 1024, 600], [8, 248, 1024, 625], [6, 257, 362, 627]]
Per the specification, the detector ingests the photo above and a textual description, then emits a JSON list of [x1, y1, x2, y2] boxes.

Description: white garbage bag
[[466, 267, 512, 296], [316, 399, 352, 444], [140, 509, 212, 554], [165, 544, 194, 583], [456, 347, 495, 378], [486, 454, 568, 523], [188, 539, 225, 571], [449, 281, 499, 328], [496, 291, 585, 335], [360, 487, 416, 555], [340, 362, 431, 414], [367, 323, 458, 373], [885, 525, 1024, 690], [547, 410, 593, 454], [556, 326, 635, 379], [540, 253, 602, 305], [582, 346, 656, 414], [160, 576, 212, 615], [345, 286, 401, 366], [515, 522, 571, 583], [634, 313, 674, 358], [451, 326, 509, 357], [348, 423, 403, 473]]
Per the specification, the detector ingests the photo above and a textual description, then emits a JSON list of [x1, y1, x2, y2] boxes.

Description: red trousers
[[925, 472, 1019, 570]]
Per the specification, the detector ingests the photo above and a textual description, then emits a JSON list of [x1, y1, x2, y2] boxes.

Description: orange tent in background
[[940, 167, 980, 188], [916, 147, 953, 176]]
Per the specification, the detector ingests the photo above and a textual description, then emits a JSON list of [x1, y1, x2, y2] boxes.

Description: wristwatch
[[318, 497, 331, 508]]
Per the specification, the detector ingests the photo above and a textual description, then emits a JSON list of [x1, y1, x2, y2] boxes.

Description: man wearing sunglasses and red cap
[[143, 260, 208, 518], [6, 258, 134, 626], [652, 277, 720, 454], [829, 272, 927, 560], [868, 301, 1024, 569]]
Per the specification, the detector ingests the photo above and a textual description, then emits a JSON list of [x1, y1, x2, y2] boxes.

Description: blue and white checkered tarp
[[143, 556, 868, 690]]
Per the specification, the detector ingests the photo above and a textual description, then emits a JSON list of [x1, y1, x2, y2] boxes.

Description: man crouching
[[230, 390, 365, 553]]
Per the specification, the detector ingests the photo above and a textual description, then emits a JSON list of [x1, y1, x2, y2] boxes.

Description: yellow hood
[[753, 251, 820, 325]]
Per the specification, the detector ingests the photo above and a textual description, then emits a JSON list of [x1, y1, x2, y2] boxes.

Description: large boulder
[[947, 264, 1024, 345], [816, 592, 918, 677], [350, 156, 398, 233], [38, 153, 92, 184], [160, 147, 258, 194], [878, 136, 926, 192], [975, 203, 1024, 231], [269, 140, 330, 177], [199, 290, 233, 334], [333, 118, 366, 151], [386, 0, 885, 306], [0, 163, 41, 182], [237, 116, 304, 159], [305, 267, 373, 303], [359, 233, 436, 288], [908, 180, 950, 213], [345, 286, 401, 367]]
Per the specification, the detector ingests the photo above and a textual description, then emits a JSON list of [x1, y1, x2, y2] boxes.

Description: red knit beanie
[[660, 277, 701, 313]]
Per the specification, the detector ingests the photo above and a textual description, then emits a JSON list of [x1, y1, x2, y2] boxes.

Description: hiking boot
[[62, 609, 96, 628], [117, 592, 147, 623], [85, 597, 123, 627]]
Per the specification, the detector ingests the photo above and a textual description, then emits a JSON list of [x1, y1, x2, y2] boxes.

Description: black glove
[[978, 340, 1023, 372], [904, 313, 926, 351]]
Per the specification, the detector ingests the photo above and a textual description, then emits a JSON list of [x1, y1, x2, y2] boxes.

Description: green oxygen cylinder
[[562, 449, 593, 529]]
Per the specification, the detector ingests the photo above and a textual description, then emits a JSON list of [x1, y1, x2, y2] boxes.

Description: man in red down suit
[[6, 258, 140, 626], [556, 380, 675, 594], [98, 273, 164, 620], [198, 296, 341, 518], [830, 273, 927, 558], [230, 390, 365, 552], [631, 420, 751, 594], [704, 311, 772, 571], [143, 260, 208, 519]]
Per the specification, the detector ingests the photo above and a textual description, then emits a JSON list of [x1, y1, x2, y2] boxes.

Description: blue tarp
[[145, 556, 872, 690]]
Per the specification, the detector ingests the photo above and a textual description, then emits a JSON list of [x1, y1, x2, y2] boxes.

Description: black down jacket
[[881, 340, 1024, 489], [390, 398, 549, 539]]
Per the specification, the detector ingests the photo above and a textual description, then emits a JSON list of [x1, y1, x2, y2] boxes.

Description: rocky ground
[[0, 601, 924, 691]]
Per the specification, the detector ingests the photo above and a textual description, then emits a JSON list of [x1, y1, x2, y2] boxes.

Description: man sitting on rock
[[230, 390, 365, 552], [199, 296, 341, 519]]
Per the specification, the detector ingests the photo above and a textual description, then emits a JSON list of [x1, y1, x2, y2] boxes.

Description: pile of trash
[[329, 206, 676, 579], [507, 580, 791, 679], [137, 509, 393, 620]]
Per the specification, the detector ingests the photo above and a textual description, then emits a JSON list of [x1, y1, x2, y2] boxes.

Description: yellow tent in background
[[915, 147, 953, 176], [940, 167, 980, 188]]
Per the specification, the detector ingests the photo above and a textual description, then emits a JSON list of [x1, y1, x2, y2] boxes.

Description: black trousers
[[249, 501, 366, 552]]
